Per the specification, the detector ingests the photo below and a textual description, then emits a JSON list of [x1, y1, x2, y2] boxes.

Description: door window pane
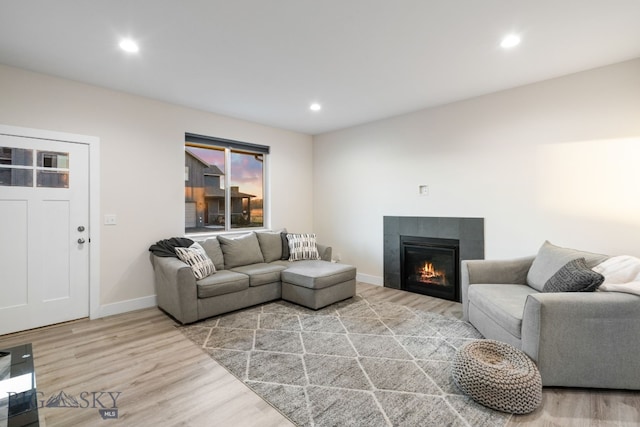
[[0, 167, 33, 187], [37, 151, 69, 168], [37, 171, 69, 188], [0, 147, 32, 166]]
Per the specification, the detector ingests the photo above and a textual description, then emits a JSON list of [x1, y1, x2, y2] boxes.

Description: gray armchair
[[461, 247, 640, 390]]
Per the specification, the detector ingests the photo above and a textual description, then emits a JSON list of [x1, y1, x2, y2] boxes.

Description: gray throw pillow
[[280, 232, 290, 260], [543, 258, 604, 293], [256, 231, 283, 263], [199, 237, 225, 271], [218, 232, 265, 269], [526, 241, 608, 291]]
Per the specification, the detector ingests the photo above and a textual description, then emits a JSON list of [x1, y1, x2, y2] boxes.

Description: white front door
[[0, 135, 89, 335]]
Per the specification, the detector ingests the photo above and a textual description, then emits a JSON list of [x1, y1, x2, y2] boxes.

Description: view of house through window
[[185, 134, 267, 233]]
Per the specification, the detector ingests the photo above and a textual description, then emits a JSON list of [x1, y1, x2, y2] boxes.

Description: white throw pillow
[[175, 242, 216, 279], [287, 233, 321, 261]]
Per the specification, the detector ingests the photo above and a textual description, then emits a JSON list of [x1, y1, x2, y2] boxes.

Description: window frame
[[184, 133, 269, 236]]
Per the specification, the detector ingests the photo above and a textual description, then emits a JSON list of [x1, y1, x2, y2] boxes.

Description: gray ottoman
[[451, 339, 542, 414], [281, 260, 356, 309]]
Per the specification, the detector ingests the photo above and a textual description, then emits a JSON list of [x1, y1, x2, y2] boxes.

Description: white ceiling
[[1, 1, 640, 135]]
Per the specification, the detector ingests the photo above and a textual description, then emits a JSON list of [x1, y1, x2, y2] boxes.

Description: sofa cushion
[[269, 259, 292, 268], [526, 241, 608, 292], [199, 237, 225, 271], [287, 233, 321, 261], [281, 260, 356, 290], [196, 270, 249, 298], [230, 263, 287, 287], [256, 231, 284, 263], [468, 284, 539, 339], [218, 232, 265, 269], [175, 242, 216, 279], [543, 258, 605, 293]]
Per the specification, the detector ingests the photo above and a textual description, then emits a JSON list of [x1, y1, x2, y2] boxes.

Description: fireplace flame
[[419, 262, 446, 285]]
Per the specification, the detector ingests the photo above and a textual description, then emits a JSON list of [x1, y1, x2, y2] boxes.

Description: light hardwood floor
[[0, 305, 293, 426], [0, 283, 638, 426]]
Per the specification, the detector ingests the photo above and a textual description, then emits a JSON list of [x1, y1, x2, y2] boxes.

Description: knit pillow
[[542, 258, 604, 293], [175, 242, 216, 279], [287, 233, 321, 261]]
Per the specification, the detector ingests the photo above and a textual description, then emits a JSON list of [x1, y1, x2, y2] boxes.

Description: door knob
[[78, 238, 86, 244], [78, 226, 85, 232]]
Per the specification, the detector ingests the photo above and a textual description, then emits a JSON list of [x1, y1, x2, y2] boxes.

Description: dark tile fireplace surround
[[384, 216, 484, 302]]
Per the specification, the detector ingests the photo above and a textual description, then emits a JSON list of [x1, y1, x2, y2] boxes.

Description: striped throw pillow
[[287, 233, 321, 261], [175, 242, 216, 279]]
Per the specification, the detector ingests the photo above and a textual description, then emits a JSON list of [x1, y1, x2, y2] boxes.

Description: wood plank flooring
[[0, 306, 292, 426], [0, 282, 638, 426]]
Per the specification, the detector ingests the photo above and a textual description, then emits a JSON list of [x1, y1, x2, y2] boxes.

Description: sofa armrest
[[461, 256, 535, 320], [522, 291, 640, 388], [150, 254, 198, 324], [316, 244, 332, 262]]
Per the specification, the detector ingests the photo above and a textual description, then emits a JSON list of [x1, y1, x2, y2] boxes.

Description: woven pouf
[[451, 339, 542, 414]]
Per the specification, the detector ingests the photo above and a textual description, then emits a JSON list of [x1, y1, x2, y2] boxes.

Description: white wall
[[313, 58, 640, 283], [0, 64, 313, 312]]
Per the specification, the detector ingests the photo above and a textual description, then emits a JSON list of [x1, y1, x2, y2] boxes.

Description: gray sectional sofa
[[461, 241, 640, 390], [151, 231, 357, 324]]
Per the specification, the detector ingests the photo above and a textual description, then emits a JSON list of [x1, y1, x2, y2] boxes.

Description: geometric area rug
[[178, 294, 513, 427]]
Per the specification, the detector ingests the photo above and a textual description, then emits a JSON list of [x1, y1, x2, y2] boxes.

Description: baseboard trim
[[356, 273, 383, 286], [94, 295, 157, 319]]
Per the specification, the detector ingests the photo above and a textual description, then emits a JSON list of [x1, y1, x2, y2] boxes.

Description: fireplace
[[383, 216, 484, 301], [400, 236, 460, 302]]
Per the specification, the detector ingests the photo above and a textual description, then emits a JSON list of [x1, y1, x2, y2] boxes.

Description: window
[[184, 133, 268, 234], [0, 147, 69, 188]]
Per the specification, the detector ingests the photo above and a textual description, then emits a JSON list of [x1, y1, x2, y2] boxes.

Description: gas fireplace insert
[[400, 235, 460, 302]]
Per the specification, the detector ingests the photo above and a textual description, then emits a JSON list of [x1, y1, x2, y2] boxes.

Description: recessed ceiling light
[[309, 103, 322, 112], [500, 34, 521, 49], [119, 38, 139, 53]]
